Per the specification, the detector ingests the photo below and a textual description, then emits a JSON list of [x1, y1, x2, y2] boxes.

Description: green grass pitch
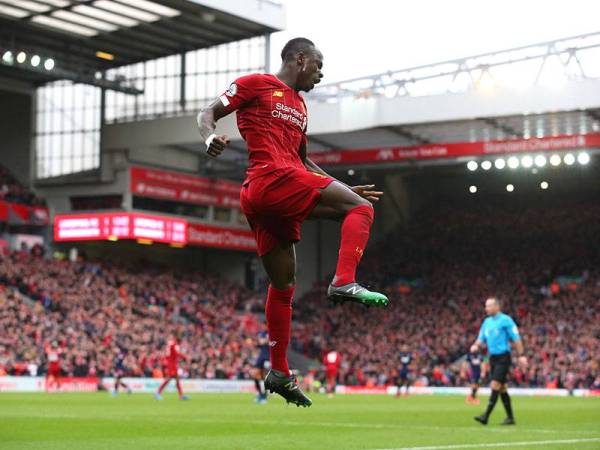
[[1, 393, 599, 449]]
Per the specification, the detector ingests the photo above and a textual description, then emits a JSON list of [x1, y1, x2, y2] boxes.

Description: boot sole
[[265, 386, 312, 407], [328, 293, 389, 307]]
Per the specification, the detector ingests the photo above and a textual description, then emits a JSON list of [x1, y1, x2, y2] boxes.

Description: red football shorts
[[241, 167, 335, 256], [48, 364, 60, 377], [167, 365, 178, 378]]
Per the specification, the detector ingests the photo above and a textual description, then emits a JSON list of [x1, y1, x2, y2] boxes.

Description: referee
[[470, 297, 527, 425]]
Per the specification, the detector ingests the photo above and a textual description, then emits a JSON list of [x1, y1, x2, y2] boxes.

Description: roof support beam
[[307, 135, 337, 150], [479, 117, 522, 138], [379, 125, 431, 144]]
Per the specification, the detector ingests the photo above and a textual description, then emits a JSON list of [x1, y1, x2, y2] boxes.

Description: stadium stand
[[0, 248, 263, 380], [1, 197, 598, 390], [0, 164, 45, 206], [292, 198, 600, 390]]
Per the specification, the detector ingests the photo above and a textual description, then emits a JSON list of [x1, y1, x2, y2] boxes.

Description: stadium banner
[[54, 212, 187, 245], [46, 377, 100, 392], [335, 385, 595, 397], [53, 213, 256, 251], [99, 378, 255, 394], [187, 222, 257, 252], [0, 200, 49, 225], [0, 376, 99, 392], [0, 376, 252, 393], [0, 376, 42, 392], [1, 377, 596, 396], [309, 133, 600, 166], [130, 166, 241, 208]]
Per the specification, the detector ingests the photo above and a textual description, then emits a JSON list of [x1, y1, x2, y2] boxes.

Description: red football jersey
[[218, 74, 308, 182], [324, 351, 341, 369], [45, 344, 61, 367], [167, 340, 180, 366]]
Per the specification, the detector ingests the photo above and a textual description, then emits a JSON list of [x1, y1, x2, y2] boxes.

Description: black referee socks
[[484, 389, 500, 418], [501, 391, 514, 419]]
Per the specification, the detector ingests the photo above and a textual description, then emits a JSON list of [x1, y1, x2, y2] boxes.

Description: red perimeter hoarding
[[187, 223, 256, 252], [309, 133, 600, 166], [130, 166, 241, 208], [54, 213, 257, 252]]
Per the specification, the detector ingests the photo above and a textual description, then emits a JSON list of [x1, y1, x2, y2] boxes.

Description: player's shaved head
[[277, 37, 323, 92], [487, 297, 501, 307], [485, 297, 501, 316], [281, 37, 316, 61]]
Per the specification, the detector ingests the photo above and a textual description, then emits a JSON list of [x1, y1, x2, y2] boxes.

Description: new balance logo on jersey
[[272, 90, 284, 97]]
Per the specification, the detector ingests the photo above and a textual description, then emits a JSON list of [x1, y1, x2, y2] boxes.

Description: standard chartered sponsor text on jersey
[[271, 102, 305, 129]]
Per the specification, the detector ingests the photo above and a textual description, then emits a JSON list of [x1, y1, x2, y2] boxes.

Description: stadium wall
[[0, 90, 33, 185]]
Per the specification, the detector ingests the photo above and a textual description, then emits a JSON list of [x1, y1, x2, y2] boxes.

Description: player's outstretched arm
[[197, 99, 230, 158]]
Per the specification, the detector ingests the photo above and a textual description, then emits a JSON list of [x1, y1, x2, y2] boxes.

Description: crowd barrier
[[337, 385, 598, 397], [0, 376, 254, 393]]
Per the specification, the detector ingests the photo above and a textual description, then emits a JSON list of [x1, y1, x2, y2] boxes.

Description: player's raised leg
[[310, 181, 388, 307], [261, 241, 312, 407]]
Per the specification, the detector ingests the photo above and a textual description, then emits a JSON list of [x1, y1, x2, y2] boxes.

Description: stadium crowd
[[0, 248, 263, 380], [0, 164, 45, 206], [292, 200, 600, 390], [0, 199, 598, 391]]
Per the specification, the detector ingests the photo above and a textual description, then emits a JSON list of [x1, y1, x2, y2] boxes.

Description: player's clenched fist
[[206, 134, 230, 158]]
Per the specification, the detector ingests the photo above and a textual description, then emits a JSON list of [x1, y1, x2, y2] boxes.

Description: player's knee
[[343, 198, 372, 215], [271, 276, 296, 290], [350, 196, 372, 209]]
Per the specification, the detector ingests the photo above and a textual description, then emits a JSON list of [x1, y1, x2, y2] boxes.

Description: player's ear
[[297, 51, 305, 66]]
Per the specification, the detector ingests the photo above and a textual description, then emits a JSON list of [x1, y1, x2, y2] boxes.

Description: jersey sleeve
[[218, 74, 263, 113], [506, 316, 521, 341]]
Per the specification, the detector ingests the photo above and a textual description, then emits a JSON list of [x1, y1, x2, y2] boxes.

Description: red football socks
[[265, 284, 294, 377], [157, 379, 169, 394], [333, 205, 374, 286]]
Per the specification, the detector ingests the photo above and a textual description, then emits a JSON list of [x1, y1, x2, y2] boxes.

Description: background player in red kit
[[45, 341, 62, 392], [323, 350, 341, 398], [154, 336, 189, 401], [197, 37, 389, 407]]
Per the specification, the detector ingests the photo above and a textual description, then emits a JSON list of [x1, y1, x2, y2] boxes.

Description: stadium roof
[[0, 0, 284, 89]]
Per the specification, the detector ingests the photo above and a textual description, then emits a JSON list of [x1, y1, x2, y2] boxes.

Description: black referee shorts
[[489, 352, 512, 384]]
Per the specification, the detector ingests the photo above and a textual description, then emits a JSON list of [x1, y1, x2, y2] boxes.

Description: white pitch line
[[372, 437, 600, 450], [1, 412, 596, 436]]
